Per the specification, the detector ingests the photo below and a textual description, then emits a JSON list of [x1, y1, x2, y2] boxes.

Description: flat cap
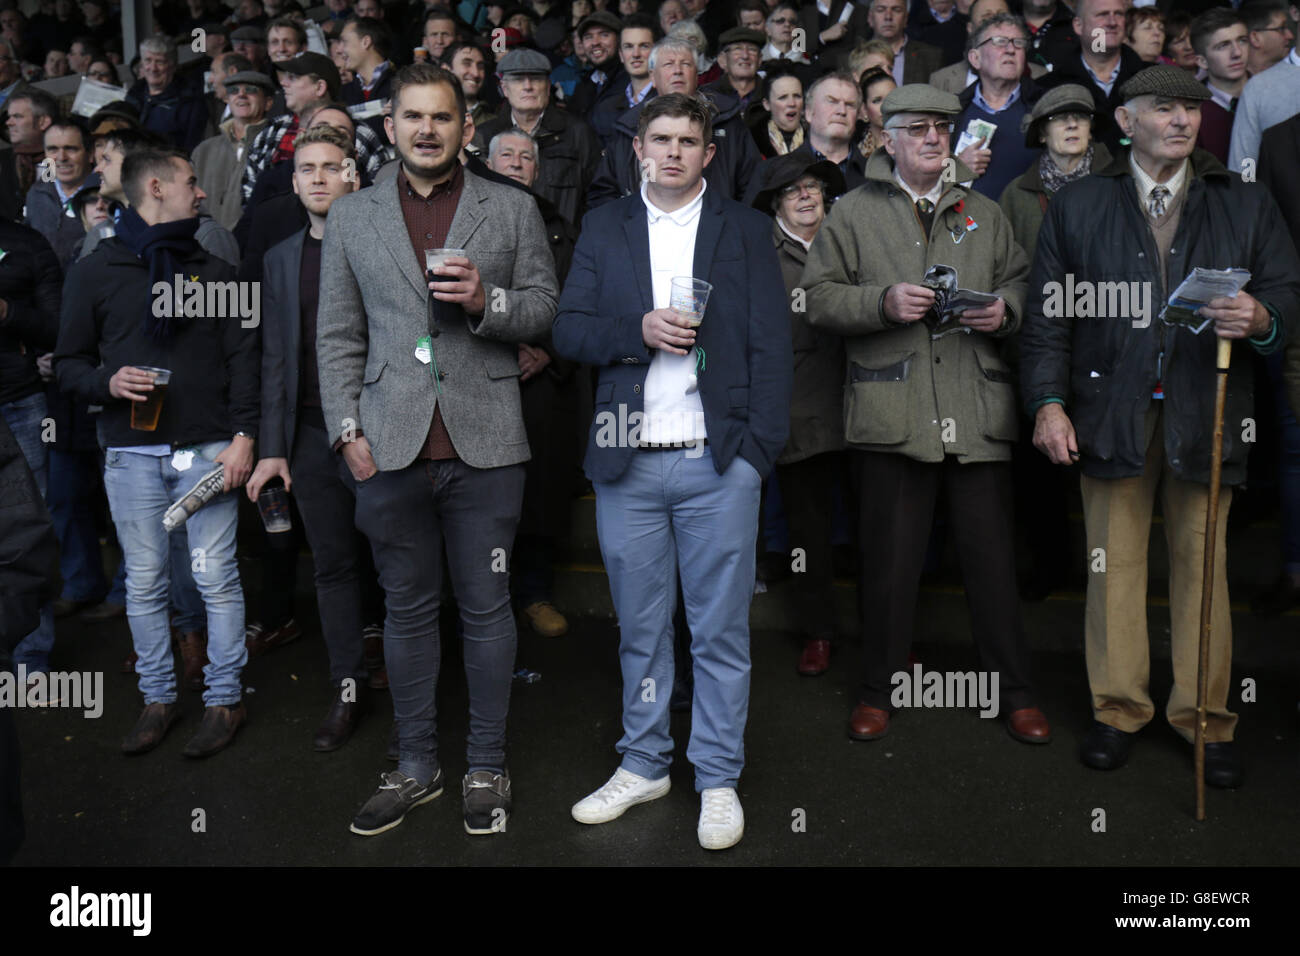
[[750, 153, 847, 215], [577, 11, 622, 36], [1023, 82, 1095, 147], [718, 27, 765, 50], [497, 47, 552, 75], [533, 19, 568, 52], [230, 25, 266, 44], [225, 70, 276, 94], [279, 51, 342, 99], [1119, 65, 1210, 104], [881, 83, 961, 122]]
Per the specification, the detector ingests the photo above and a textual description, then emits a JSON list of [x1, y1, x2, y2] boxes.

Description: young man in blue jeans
[[55, 149, 260, 757]]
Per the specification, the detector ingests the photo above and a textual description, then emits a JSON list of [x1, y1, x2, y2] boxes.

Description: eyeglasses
[[1046, 111, 1091, 124], [229, 84, 264, 95], [977, 35, 1029, 50], [887, 119, 955, 137], [780, 180, 825, 198]]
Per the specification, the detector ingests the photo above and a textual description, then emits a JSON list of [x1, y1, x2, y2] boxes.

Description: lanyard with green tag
[[415, 334, 443, 395]]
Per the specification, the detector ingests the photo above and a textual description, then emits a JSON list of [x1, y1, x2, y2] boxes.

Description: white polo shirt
[[639, 180, 708, 446]]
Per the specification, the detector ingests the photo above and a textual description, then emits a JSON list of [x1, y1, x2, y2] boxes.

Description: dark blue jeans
[[354, 457, 525, 782], [45, 447, 110, 604]]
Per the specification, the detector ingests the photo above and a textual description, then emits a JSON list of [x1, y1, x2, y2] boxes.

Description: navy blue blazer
[[552, 184, 792, 484]]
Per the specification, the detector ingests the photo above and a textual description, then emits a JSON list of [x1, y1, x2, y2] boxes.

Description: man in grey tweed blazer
[[316, 63, 558, 838]]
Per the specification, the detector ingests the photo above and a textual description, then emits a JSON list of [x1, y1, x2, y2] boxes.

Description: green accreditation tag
[[415, 334, 443, 394]]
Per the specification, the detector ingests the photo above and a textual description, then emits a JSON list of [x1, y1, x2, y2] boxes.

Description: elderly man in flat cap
[[802, 83, 1052, 746], [191, 70, 273, 231], [1020, 65, 1300, 787]]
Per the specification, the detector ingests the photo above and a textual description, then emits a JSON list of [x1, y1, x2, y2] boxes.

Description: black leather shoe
[[313, 686, 362, 752], [1079, 720, 1135, 770], [1203, 742, 1244, 789]]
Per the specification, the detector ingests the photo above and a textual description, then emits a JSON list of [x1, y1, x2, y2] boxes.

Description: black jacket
[[342, 64, 396, 142], [587, 88, 763, 209], [1020, 148, 1300, 486], [1026, 4, 1079, 71], [53, 236, 260, 450], [0, 414, 60, 657], [1259, 113, 1300, 250], [568, 64, 626, 124], [125, 77, 210, 154], [474, 105, 602, 228], [0, 222, 61, 407], [907, 2, 968, 67]]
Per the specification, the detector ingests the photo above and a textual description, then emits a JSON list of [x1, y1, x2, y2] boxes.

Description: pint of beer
[[130, 366, 172, 431], [414, 46, 429, 61]]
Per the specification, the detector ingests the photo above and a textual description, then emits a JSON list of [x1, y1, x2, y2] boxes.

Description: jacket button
[[633, 384, 641, 393]]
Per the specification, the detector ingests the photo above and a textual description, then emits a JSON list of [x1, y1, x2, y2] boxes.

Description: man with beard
[[568, 11, 625, 120], [317, 63, 558, 837]]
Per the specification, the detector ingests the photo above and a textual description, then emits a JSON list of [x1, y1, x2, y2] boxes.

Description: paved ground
[[10, 561, 1299, 867]]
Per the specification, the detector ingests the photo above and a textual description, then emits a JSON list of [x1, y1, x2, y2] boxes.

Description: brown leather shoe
[[177, 630, 207, 692], [122, 702, 180, 755], [523, 601, 569, 638], [245, 619, 302, 658], [313, 686, 362, 752], [848, 704, 890, 740], [182, 703, 247, 758], [1006, 707, 1052, 744], [797, 639, 831, 676]]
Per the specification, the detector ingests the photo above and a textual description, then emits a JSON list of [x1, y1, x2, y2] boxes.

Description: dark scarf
[[1039, 144, 1095, 194], [114, 206, 201, 342]]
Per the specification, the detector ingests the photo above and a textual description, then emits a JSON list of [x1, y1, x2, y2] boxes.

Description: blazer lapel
[[370, 176, 429, 299], [623, 196, 654, 314], [283, 228, 305, 382], [446, 169, 488, 253]]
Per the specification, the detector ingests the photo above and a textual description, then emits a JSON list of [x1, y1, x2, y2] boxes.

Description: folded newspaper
[[921, 264, 1000, 337], [162, 465, 227, 533], [1159, 267, 1252, 333]]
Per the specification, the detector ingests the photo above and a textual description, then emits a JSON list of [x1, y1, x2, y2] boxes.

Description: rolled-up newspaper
[[162, 465, 227, 533]]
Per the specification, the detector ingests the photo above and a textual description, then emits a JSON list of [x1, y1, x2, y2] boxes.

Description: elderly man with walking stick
[[1020, 65, 1300, 797]]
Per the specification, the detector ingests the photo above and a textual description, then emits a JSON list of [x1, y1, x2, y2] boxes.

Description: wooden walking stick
[[1195, 335, 1232, 822]]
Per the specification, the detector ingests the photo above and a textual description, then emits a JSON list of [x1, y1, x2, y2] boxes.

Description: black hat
[[1119, 65, 1211, 104], [230, 25, 266, 44], [279, 51, 342, 100], [749, 153, 847, 216], [577, 11, 622, 37]]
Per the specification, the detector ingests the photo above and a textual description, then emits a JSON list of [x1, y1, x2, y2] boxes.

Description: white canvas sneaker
[[697, 787, 744, 850], [571, 767, 671, 824]]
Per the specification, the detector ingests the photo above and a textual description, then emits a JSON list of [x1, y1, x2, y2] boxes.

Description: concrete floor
[[10, 574, 1300, 867]]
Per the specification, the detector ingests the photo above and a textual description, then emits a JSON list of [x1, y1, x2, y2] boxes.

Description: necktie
[[915, 197, 935, 234], [1229, 96, 1238, 113], [1148, 185, 1170, 219]]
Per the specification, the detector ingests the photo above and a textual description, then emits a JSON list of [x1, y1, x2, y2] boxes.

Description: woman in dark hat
[[749, 67, 804, 158], [750, 153, 851, 677], [998, 83, 1111, 263]]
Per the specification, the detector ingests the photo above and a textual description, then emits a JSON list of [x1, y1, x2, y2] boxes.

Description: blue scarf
[[115, 207, 201, 342]]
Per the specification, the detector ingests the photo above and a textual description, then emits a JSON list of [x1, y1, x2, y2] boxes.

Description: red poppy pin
[[954, 199, 965, 214]]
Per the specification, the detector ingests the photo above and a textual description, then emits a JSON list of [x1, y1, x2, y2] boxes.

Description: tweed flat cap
[[1022, 83, 1095, 147], [230, 25, 266, 44], [497, 47, 552, 75], [577, 11, 622, 36], [881, 83, 961, 122], [225, 70, 276, 94], [718, 27, 766, 50], [1119, 65, 1211, 104]]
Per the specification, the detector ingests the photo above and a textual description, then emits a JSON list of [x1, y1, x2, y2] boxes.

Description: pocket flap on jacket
[[974, 349, 1013, 384], [363, 360, 387, 385], [483, 352, 522, 379], [595, 381, 615, 405], [850, 353, 914, 384]]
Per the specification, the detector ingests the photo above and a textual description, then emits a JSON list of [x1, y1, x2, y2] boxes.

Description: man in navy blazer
[[553, 93, 792, 851]]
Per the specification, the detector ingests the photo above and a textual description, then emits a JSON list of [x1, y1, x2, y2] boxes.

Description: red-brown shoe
[[1006, 707, 1052, 744], [245, 618, 302, 658], [797, 639, 830, 676], [178, 630, 208, 692], [848, 704, 890, 740]]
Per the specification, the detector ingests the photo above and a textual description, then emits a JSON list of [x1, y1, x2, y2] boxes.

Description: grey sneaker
[[349, 769, 443, 836], [463, 769, 512, 835]]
